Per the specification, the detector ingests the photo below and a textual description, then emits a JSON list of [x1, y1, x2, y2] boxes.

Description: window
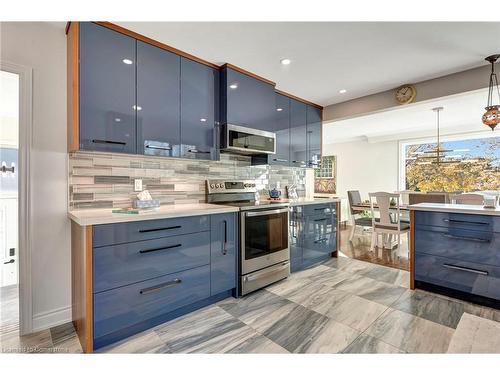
[[401, 135, 500, 192]]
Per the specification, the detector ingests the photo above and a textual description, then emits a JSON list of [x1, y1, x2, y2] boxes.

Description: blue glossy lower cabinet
[[290, 203, 338, 272], [414, 210, 500, 306], [93, 232, 210, 293], [415, 253, 500, 300], [94, 265, 210, 348], [90, 212, 238, 350]]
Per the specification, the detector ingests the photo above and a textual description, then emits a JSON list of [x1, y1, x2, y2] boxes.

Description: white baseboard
[[32, 305, 72, 332]]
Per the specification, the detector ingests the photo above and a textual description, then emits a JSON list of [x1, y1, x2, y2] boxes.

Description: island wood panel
[[67, 21, 79, 152], [71, 222, 93, 353], [409, 210, 415, 289]]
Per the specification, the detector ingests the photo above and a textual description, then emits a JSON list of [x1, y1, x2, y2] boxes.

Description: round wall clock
[[395, 84, 417, 105]]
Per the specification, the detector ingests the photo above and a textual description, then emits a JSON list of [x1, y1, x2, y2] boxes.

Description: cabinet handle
[[139, 225, 181, 233], [443, 219, 489, 226], [314, 218, 327, 222], [273, 158, 288, 162], [442, 263, 488, 276], [188, 149, 210, 154], [314, 208, 326, 211], [146, 144, 172, 151], [442, 233, 490, 243], [139, 243, 182, 254], [314, 238, 328, 243], [92, 139, 126, 146], [139, 279, 182, 295], [222, 219, 228, 255]]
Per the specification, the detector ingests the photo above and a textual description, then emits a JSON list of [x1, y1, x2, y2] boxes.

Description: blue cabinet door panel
[[414, 211, 498, 233], [415, 227, 500, 267], [93, 265, 210, 340], [136, 41, 181, 157], [223, 68, 275, 130], [415, 253, 500, 300], [210, 213, 237, 295], [93, 215, 210, 248], [180, 58, 219, 160], [93, 232, 211, 293], [269, 93, 290, 166], [289, 99, 307, 167], [306, 106, 321, 168], [79, 22, 136, 153]]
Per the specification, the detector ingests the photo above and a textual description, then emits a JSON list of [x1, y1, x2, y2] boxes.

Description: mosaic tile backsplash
[[68, 152, 309, 209]]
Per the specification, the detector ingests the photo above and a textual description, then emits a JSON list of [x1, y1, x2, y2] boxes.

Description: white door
[[0, 70, 20, 288]]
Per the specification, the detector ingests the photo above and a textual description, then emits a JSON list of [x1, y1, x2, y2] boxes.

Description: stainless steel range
[[206, 180, 290, 295]]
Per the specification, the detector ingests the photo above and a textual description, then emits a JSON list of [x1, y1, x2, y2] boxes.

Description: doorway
[[0, 69, 20, 336]]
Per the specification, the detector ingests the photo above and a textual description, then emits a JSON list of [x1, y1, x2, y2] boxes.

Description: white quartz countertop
[[68, 203, 240, 226], [287, 197, 340, 206], [409, 203, 500, 216]]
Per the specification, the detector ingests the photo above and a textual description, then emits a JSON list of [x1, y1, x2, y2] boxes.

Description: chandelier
[[413, 107, 461, 165], [482, 54, 500, 131]]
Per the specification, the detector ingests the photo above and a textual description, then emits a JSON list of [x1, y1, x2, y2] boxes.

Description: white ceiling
[[115, 22, 500, 106], [322, 88, 495, 144]]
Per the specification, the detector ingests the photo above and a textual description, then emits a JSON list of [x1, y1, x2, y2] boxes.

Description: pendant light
[[482, 54, 500, 131], [414, 107, 460, 165]]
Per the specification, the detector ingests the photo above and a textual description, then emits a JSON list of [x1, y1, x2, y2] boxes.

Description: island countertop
[[69, 203, 240, 226], [409, 203, 500, 216]]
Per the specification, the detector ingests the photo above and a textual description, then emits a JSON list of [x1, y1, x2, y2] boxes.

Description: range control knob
[[210, 184, 215, 188], [215, 183, 220, 188]]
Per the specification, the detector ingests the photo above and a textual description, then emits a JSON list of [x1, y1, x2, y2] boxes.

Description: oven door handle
[[245, 208, 290, 217], [244, 262, 290, 282]]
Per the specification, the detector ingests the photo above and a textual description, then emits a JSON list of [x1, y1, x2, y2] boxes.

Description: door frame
[[1, 60, 33, 335]]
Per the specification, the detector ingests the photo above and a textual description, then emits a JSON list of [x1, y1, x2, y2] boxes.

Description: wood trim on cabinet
[[409, 210, 415, 290], [67, 21, 80, 152], [275, 89, 323, 110], [221, 63, 276, 86], [71, 223, 93, 353], [335, 201, 340, 257], [94, 22, 220, 70]]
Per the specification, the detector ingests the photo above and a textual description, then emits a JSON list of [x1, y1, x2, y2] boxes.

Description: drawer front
[[415, 227, 500, 267], [415, 211, 497, 233], [93, 215, 210, 247], [303, 203, 336, 216], [93, 232, 210, 293], [94, 265, 210, 340], [415, 253, 500, 300]]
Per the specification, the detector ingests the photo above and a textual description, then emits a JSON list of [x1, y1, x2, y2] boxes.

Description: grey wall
[[323, 65, 492, 121]]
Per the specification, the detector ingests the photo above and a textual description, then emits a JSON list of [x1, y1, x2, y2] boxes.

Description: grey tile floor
[[2, 256, 500, 354]]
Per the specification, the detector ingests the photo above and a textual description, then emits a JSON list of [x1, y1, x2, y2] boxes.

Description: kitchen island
[[409, 203, 500, 309]]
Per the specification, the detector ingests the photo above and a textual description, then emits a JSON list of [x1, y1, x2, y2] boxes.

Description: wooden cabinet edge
[[71, 222, 93, 353], [409, 210, 415, 290], [67, 21, 80, 152]]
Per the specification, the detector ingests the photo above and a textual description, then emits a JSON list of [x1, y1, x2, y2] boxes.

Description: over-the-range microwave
[[221, 124, 276, 155]]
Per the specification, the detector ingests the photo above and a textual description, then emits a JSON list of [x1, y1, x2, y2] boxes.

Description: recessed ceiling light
[[339, 89, 347, 94], [114, 118, 121, 122], [122, 58, 133, 65], [200, 118, 207, 122], [276, 108, 283, 112], [229, 83, 238, 89], [280, 58, 292, 65], [133, 105, 142, 111]]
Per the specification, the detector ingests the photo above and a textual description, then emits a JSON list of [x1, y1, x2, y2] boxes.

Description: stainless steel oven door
[[241, 207, 290, 275]]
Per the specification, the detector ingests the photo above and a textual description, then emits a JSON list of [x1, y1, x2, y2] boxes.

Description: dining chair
[[368, 192, 410, 252], [408, 192, 446, 205], [450, 193, 484, 205], [347, 190, 372, 241]]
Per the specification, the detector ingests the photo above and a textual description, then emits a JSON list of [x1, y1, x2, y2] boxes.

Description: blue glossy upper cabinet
[[289, 99, 308, 167], [221, 66, 275, 130], [306, 105, 322, 168], [136, 41, 181, 157], [269, 93, 291, 166], [210, 213, 237, 296], [180, 58, 219, 160], [79, 22, 137, 153]]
